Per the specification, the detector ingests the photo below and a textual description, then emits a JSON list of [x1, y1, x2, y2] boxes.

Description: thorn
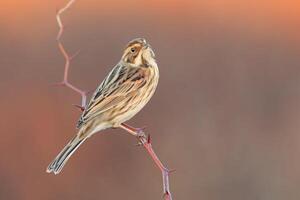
[[55, 7, 60, 15], [147, 134, 151, 144], [168, 169, 176, 174], [70, 49, 81, 60], [85, 89, 94, 95], [50, 81, 65, 87], [73, 104, 85, 111]]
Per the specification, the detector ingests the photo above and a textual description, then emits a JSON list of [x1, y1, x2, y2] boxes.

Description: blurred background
[[1, 0, 300, 199]]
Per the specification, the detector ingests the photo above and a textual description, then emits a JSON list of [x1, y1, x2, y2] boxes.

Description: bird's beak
[[141, 38, 147, 44], [144, 43, 152, 50], [142, 40, 155, 58]]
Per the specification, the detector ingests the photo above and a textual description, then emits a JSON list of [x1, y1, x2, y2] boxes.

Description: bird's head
[[121, 38, 156, 67]]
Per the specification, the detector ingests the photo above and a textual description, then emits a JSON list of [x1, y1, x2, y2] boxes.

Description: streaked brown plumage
[[47, 38, 159, 174]]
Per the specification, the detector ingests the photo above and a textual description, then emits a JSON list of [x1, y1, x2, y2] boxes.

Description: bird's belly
[[112, 98, 149, 125], [110, 71, 158, 127]]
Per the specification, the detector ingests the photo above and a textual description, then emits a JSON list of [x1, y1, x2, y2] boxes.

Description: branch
[[55, 0, 88, 108], [141, 136, 173, 200], [120, 124, 173, 200], [54, 1, 173, 199]]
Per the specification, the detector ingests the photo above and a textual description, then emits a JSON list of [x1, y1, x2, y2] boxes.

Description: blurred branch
[[54, 0, 173, 199], [55, 0, 87, 108]]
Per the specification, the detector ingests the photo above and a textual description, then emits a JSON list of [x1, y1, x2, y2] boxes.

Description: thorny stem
[[120, 123, 173, 200], [55, 0, 87, 108], [55, 0, 173, 199]]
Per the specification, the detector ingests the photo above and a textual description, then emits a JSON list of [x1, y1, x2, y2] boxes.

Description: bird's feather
[[77, 63, 146, 128]]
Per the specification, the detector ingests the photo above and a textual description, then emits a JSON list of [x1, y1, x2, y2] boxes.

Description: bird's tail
[[46, 132, 87, 175]]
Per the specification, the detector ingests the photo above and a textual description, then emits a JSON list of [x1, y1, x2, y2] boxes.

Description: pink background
[[0, 0, 300, 199]]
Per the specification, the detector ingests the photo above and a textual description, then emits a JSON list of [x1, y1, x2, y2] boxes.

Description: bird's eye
[[130, 47, 136, 53]]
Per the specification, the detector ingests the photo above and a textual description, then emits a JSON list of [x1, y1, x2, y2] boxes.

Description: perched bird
[[47, 38, 159, 174]]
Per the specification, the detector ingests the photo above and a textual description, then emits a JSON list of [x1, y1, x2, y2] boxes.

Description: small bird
[[47, 38, 159, 174]]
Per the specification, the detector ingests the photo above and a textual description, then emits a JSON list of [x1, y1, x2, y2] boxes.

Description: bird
[[47, 38, 159, 174]]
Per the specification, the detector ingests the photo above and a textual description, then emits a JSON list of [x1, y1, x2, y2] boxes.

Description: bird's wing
[[77, 63, 146, 128]]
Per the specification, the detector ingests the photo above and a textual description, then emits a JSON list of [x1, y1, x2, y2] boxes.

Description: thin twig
[[55, 0, 87, 108], [120, 124, 173, 200], [54, 1, 173, 199]]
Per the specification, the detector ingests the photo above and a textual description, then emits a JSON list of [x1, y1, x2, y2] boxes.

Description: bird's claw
[[133, 128, 149, 146], [135, 126, 147, 137], [135, 127, 147, 138], [134, 141, 143, 146]]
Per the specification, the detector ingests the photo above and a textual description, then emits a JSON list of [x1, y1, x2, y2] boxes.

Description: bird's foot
[[121, 123, 148, 145], [135, 126, 147, 138], [121, 123, 146, 136]]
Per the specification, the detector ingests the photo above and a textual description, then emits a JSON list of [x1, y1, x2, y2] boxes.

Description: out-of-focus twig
[[54, 0, 173, 199], [55, 0, 88, 108]]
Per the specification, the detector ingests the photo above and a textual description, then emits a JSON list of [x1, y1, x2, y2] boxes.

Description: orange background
[[0, 0, 300, 199]]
